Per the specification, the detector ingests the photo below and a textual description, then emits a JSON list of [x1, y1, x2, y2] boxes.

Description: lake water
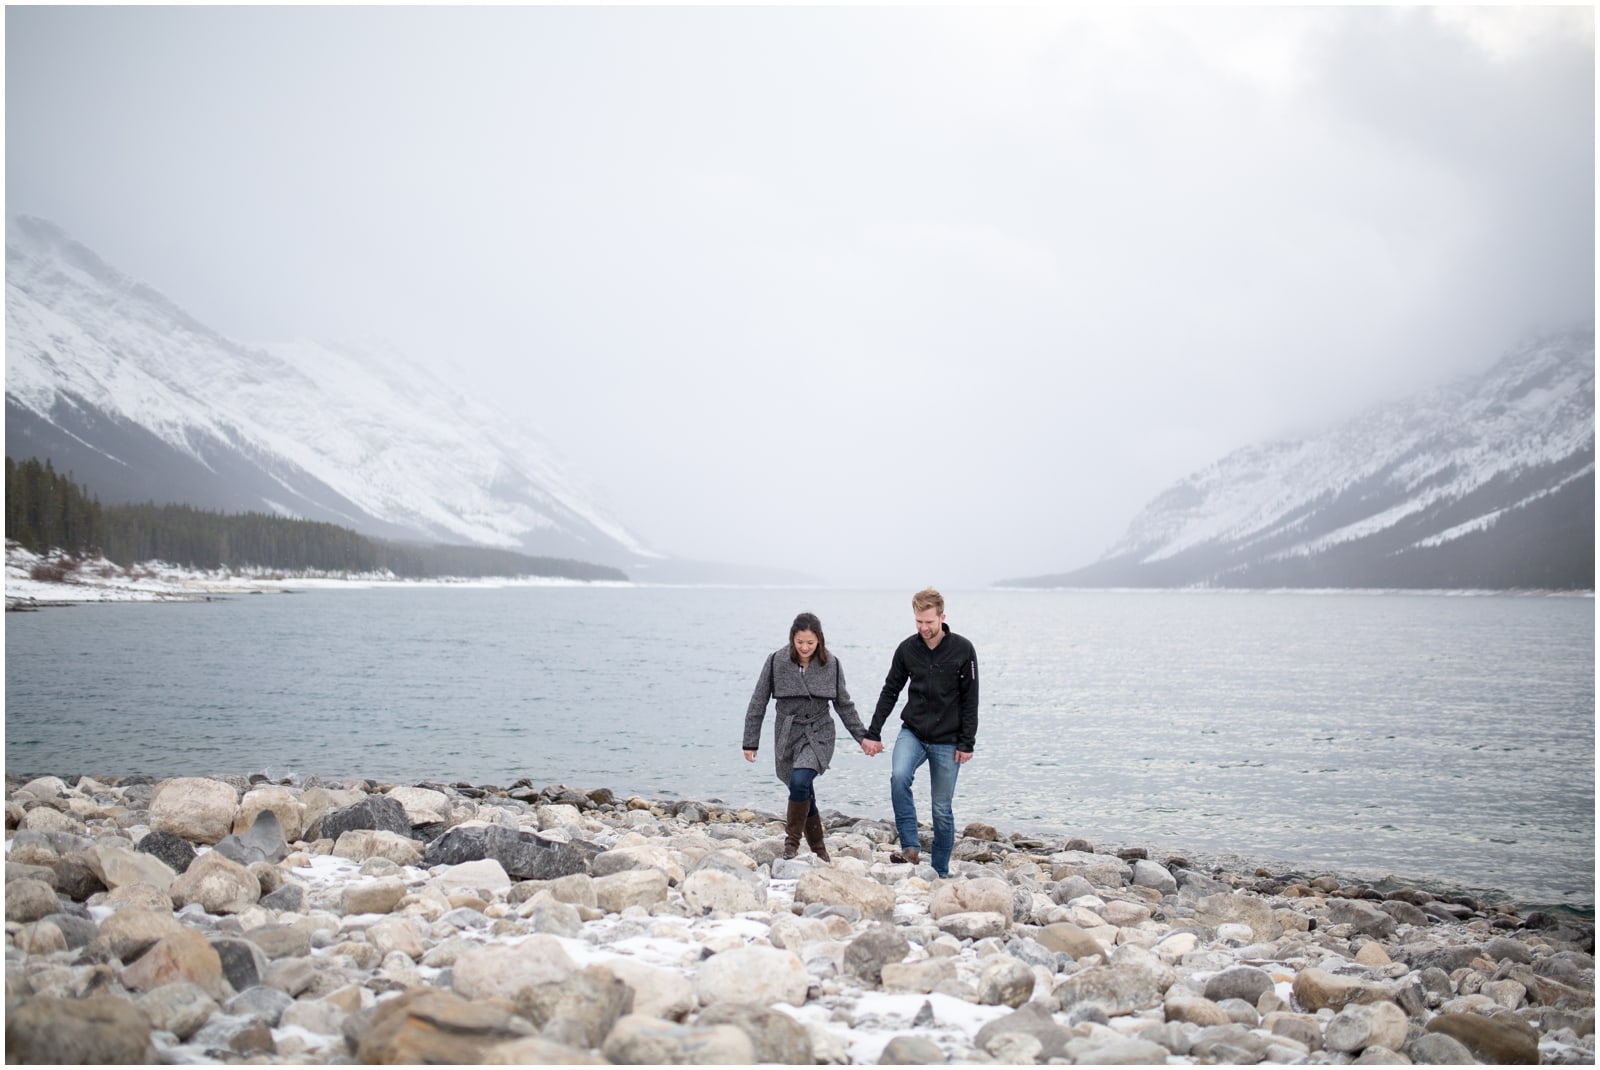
[[5, 585, 1594, 913]]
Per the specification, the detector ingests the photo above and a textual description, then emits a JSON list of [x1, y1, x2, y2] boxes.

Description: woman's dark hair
[[789, 611, 830, 666]]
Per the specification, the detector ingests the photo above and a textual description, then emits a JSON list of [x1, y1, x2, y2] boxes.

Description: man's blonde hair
[[911, 587, 944, 614]]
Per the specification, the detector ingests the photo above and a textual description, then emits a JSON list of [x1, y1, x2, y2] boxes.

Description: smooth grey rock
[[1482, 936, 1536, 965], [39, 911, 97, 949], [259, 881, 308, 912], [973, 1001, 1073, 1061], [212, 808, 289, 866], [977, 955, 1035, 1007], [1327, 897, 1400, 939], [1132, 859, 1179, 895], [1425, 1010, 1540, 1065], [1051, 874, 1096, 903], [528, 897, 584, 938], [242, 922, 313, 960], [845, 923, 911, 984], [697, 1002, 815, 1064], [4, 879, 62, 923], [879, 1035, 947, 1063], [226, 985, 295, 1026], [1408, 1031, 1478, 1064], [1203, 964, 1276, 1005]]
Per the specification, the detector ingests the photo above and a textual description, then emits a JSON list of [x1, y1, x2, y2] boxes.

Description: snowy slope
[[4, 216, 657, 567], [1007, 327, 1595, 590]]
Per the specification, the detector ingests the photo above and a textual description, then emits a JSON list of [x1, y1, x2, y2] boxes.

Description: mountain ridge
[[1002, 327, 1595, 591], [5, 215, 660, 571]]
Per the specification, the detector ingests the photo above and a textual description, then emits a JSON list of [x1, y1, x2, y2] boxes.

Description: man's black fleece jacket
[[865, 623, 979, 752]]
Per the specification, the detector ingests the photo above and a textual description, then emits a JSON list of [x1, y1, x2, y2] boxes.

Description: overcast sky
[[6, 5, 1594, 588]]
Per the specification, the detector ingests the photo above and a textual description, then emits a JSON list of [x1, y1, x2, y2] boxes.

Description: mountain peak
[[1005, 326, 1595, 590], [5, 216, 657, 569]]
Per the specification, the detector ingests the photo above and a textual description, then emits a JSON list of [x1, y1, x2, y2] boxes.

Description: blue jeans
[[890, 727, 960, 875], [788, 767, 819, 817]]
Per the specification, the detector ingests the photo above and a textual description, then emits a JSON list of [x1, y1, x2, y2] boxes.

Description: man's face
[[915, 608, 944, 644]]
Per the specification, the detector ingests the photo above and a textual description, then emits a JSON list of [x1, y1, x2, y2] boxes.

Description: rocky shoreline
[[5, 773, 1595, 1065]]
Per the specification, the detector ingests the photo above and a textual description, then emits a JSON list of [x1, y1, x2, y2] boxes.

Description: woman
[[743, 611, 873, 862]]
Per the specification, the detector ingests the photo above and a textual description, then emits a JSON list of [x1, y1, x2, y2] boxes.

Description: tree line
[[4, 456, 628, 582]]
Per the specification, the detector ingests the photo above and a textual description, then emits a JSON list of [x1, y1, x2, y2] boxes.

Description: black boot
[[783, 800, 809, 860], [803, 805, 830, 863]]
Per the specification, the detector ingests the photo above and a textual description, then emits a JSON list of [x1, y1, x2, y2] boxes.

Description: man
[[861, 587, 978, 878]]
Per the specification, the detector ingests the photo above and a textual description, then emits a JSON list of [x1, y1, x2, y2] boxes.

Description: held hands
[[860, 739, 883, 757]]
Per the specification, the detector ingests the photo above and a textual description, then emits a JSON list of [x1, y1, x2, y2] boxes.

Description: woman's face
[[793, 630, 818, 662]]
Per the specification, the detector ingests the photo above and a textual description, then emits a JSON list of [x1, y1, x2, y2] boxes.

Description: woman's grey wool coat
[[743, 648, 869, 784]]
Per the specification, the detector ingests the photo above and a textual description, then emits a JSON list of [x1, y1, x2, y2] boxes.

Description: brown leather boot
[[803, 806, 830, 863], [783, 800, 809, 859]]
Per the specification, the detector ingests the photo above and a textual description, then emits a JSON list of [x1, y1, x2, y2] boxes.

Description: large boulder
[[453, 934, 576, 1003], [170, 850, 260, 915], [313, 794, 412, 841], [694, 946, 808, 1007], [4, 878, 61, 923], [511, 964, 634, 1049], [681, 867, 766, 915], [1194, 891, 1283, 942], [973, 1001, 1074, 1062], [929, 876, 1014, 922], [87, 843, 178, 892], [793, 868, 895, 921], [149, 777, 240, 845], [592, 844, 685, 886], [424, 824, 599, 880], [120, 928, 229, 1000], [594, 869, 670, 914], [843, 923, 910, 984], [1325, 1000, 1409, 1054], [332, 829, 424, 866], [6, 995, 158, 1063], [600, 957, 696, 1021], [96, 905, 188, 962], [601, 1014, 756, 1064], [386, 785, 451, 825], [1425, 1011, 1541, 1065], [235, 785, 306, 843], [358, 989, 533, 1063], [696, 1003, 815, 1064], [1292, 967, 1398, 1012], [1053, 948, 1177, 1016]]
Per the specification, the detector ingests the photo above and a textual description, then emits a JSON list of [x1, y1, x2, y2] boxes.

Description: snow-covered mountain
[[5, 215, 659, 570], [1005, 327, 1595, 590]]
